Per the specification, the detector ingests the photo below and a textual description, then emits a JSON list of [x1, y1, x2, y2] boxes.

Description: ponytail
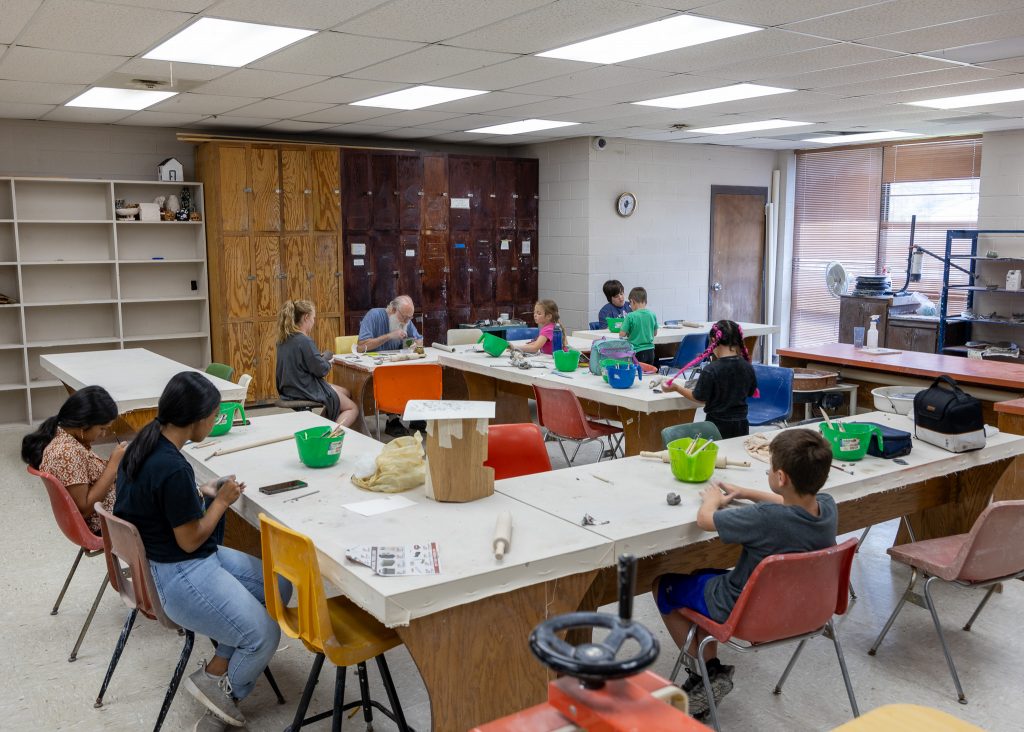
[[21, 386, 118, 468], [277, 299, 316, 344], [664, 320, 753, 388], [121, 372, 221, 482]]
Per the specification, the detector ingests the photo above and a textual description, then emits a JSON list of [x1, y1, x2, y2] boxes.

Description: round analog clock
[[616, 192, 637, 217]]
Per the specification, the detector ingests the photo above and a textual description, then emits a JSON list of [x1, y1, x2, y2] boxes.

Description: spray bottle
[[866, 315, 880, 349]]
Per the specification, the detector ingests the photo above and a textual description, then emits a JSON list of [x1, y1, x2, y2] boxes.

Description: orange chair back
[[532, 383, 591, 440], [955, 500, 1024, 582], [485, 424, 552, 480], [28, 465, 103, 553], [372, 363, 442, 416]]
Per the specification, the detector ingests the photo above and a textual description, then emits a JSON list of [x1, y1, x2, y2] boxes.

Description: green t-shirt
[[621, 308, 657, 352]]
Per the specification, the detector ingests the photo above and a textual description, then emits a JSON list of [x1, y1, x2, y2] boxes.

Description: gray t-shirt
[[704, 493, 837, 622]]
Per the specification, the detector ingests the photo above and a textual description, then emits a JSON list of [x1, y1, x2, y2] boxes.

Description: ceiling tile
[[427, 91, 552, 114], [104, 0, 214, 9], [445, 0, 674, 54], [206, 0, 391, 30], [700, 43, 901, 80], [321, 122, 397, 136], [554, 103, 662, 122], [335, 0, 553, 43], [42, 106, 134, 123], [871, 76, 1024, 106], [487, 96, 612, 117], [982, 56, 1024, 73], [188, 115, 272, 129], [260, 119, 338, 133], [374, 127, 450, 139], [149, 92, 259, 114], [251, 32, 424, 76], [114, 58, 232, 83], [766, 55, 953, 90], [509, 66, 673, 97], [116, 109, 206, 125], [425, 130, 500, 142], [360, 109, 466, 127], [620, 29, 830, 73], [0, 46, 126, 84], [17, 0, 192, 56], [412, 114, 518, 131], [689, 0, 884, 27], [572, 74, 731, 103], [194, 69, 328, 97], [862, 9, 1024, 53], [0, 100, 54, 119], [0, 80, 86, 105], [0, 0, 44, 45], [817, 65, 1008, 97], [225, 98, 334, 119], [435, 55, 596, 91], [275, 77, 406, 103], [348, 45, 517, 84], [293, 105, 392, 124]]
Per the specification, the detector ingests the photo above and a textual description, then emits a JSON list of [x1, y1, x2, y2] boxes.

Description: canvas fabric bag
[[913, 376, 985, 453]]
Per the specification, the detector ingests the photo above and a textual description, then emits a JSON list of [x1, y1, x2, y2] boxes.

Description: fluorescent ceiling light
[[467, 119, 579, 135], [351, 85, 488, 110], [692, 119, 811, 135], [804, 131, 923, 144], [537, 14, 760, 64], [906, 87, 1024, 109], [65, 87, 177, 110], [633, 83, 793, 109], [143, 17, 316, 67]]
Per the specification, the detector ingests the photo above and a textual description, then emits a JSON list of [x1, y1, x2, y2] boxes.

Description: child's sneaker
[[682, 671, 709, 717], [684, 661, 735, 720]]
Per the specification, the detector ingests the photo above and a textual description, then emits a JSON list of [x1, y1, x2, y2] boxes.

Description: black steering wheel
[[528, 555, 659, 687]]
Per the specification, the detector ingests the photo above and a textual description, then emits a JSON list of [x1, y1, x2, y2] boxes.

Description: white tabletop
[[572, 321, 779, 346], [332, 348, 442, 373], [40, 348, 244, 412], [435, 348, 698, 414]]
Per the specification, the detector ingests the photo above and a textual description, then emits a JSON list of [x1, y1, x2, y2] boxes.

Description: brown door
[[708, 186, 767, 324], [255, 320, 278, 401], [448, 233, 471, 309], [398, 233, 423, 304], [472, 157, 495, 231], [420, 310, 449, 345], [447, 155, 473, 231], [342, 150, 372, 231], [248, 145, 281, 232], [345, 311, 366, 339], [313, 234, 341, 314], [343, 233, 373, 313], [371, 153, 399, 231], [515, 158, 539, 230], [494, 228, 517, 310], [372, 231, 399, 305], [517, 230, 537, 317], [397, 154, 423, 231], [311, 148, 340, 232], [218, 145, 249, 232], [282, 235, 314, 303], [281, 147, 311, 232], [422, 155, 448, 232], [253, 236, 282, 319], [470, 232, 494, 315], [494, 159, 516, 230], [420, 232, 448, 312], [223, 235, 253, 321], [226, 322, 255, 394]]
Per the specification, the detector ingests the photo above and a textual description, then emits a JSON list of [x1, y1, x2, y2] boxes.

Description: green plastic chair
[[661, 422, 723, 449], [204, 362, 235, 382]]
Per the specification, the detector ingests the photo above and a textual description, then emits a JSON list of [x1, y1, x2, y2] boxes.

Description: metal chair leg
[[331, 666, 345, 732], [855, 526, 871, 552], [669, 648, 685, 685], [356, 661, 374, 727], [376, 653, 412, 732], [869, 568, 918, 655], [95, 609, 138, 708], [773, 639, 807, 694], [154, 629, 194, 732], [696, 635, 721, 732], [555, 437, 571, 467], [374, 402, 382, 441], [923, 576, 968, 704], [52, 547, 86, 615], [827, 620, 860, 717], [287, 653, 327, 732], [69, 573, 108, 662], [569, 440, 582, 465], [963, 585, 997, 631]]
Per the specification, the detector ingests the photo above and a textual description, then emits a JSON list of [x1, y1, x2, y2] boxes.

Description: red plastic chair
[[532, 384, 624, 466], [868, 500, 1024, 704], [671, 538, 859, 731], [28, 465, 108, 662], [485, 424, 552, 480], [372, 363, 443, 439]]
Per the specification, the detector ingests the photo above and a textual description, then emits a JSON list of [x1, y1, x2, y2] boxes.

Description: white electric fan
[[825, 261, 850, 298]]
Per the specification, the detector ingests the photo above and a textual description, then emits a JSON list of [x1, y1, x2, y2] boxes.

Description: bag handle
[[930, 375, 972, 403]]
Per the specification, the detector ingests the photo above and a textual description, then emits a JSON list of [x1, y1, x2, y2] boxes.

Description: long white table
[[572, 320, 778, 348]]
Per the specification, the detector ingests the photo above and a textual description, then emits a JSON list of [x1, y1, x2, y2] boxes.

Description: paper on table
[[860, 347, 902, 355], [403, 399, 496, 421], [343, 495, 416, 516], [346, 542, 440, 576]]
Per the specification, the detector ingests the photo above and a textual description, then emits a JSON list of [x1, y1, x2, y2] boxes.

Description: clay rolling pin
[[639, 451, 751, 469], [493, 511, 513, 560]]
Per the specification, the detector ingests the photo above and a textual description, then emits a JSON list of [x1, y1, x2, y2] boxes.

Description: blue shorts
[[655, 570, 727, 616]]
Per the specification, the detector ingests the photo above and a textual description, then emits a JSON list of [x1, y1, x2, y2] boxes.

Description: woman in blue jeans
[[114, 371, 290, 730]]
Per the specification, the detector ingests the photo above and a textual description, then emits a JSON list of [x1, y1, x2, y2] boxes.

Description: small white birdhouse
[[157, 157, 184, 182]]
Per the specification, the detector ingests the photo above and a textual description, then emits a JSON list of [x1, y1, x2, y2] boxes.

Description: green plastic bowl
[[667, 438, 718, 483], [209, 402, 246, 437], [606, 317, 624, 333], [478, 332, 510, 357], [600, 357, 631, 382], [294, 426, 345, 468], [553, 349, 581, 372], [818, 422, 881, 462]]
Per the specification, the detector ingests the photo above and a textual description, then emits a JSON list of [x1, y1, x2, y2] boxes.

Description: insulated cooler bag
[[862, 422, 912, 459], [913, 376, 985, 452], [589, 339, 636, 375]]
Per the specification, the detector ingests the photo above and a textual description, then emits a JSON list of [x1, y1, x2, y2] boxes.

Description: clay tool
[[207, 434, 293, 459], [591, 474, 613, 485], [326, 424, 346, 439], [830, 462, 854, 474], [820, 406, 845, 433], [691, 439, 714, 457], [284, 490, 319, 503], [493, 511, 513, 560]]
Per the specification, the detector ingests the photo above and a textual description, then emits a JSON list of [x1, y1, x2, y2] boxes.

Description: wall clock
[[616, 192, 637, 217]]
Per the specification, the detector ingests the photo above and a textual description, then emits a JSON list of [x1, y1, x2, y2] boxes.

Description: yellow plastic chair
[[259, 514, 411, 731], [335, 335, 359, 355]]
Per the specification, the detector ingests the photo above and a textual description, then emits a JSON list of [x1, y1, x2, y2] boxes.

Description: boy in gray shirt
[[653, 428, 837, 719]]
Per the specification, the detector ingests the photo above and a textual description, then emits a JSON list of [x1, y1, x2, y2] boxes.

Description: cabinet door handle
[[489, 267, 496, 272], [418, 191, 424, 196], [333, 188, 340, 195], [418, 269, 425, 275], [277, 273, 287, 280], [335, 271, 342, 277], [307, 272, 315, 281], [246, 274, 256, 281], [243, 187, 253, 193], [511, 267, 518, 271], [275, 188, 282, 194]]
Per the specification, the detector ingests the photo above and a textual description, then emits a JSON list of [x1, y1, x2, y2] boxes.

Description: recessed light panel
[[143, 18, 316, 67], [65, 87, 177, 111], [633, 83, 793, 109], [804, 131, 923, 144], [907, 87, 1024, 109], [467, 119, 579, 135], [692, 119, 811, 135], [351, 86, 489, 110], [537, 14, 760, 64]]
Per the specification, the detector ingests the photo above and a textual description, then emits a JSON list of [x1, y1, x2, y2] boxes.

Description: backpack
[[913, 376, 985, 453], [589, 338, 636, 375]]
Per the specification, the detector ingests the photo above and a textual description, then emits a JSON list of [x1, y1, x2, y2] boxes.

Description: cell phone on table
[[258, 480, 308, 495]]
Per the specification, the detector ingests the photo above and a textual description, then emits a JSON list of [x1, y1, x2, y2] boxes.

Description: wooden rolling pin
[[639, 450, 751, 469], [207, 434, 293, 459], [493, 511, 513, 560]]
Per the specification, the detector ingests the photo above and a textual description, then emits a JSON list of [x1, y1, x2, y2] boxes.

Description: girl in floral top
[[22, 386, 124, 534]]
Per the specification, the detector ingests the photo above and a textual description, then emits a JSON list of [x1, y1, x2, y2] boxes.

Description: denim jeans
[[150, 546, 291, 700]]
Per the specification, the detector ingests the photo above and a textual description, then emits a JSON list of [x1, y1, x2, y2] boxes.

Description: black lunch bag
[[913, 375, 985, 453], [861, 422, 912, 459]]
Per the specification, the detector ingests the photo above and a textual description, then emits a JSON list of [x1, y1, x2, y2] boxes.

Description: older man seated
[[357, 295, 426, 437]]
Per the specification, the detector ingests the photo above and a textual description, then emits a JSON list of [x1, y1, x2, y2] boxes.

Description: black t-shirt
[[114, 434, 215, 563], [692, 356, 758, 421]]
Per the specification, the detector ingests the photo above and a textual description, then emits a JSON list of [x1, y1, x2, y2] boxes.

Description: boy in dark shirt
[[652, 428, 837, 719], [597, 279, 631, 327]]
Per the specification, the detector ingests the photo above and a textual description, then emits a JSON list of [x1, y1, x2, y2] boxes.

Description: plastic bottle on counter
[[866, 315, 879, 349], [552, 323, 564, 352]]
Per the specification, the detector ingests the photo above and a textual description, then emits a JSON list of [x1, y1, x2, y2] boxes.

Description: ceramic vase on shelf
[[164, 194, 180, 212]]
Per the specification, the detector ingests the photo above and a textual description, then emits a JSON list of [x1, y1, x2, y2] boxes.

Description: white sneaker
[[194, 710, 229, 732], [185, 663, 246, 727]]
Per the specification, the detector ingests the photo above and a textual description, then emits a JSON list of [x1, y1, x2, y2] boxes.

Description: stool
[[275, 398, 323, 412]]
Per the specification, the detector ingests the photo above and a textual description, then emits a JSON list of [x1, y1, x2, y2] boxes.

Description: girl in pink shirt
[[517, 300, 560, 355]]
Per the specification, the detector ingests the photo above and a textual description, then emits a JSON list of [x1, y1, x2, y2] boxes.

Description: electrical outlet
[[190, 280, 198, 291]]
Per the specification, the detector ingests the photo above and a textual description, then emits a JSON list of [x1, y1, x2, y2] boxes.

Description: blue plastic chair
[[657, 333, 709, 371], [746, 364, 794, 427], [505, 327, 539, 341], [589, 321, 602, 330]]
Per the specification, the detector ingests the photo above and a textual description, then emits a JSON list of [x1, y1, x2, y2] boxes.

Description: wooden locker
[[517, 229, 538, 315], [313, 314, 340, 353], [371, 153, 399, 230], [249, 145, 281, 232], [372, 230, 400, 305], [311, 148, 341, 232], [342, 150, 372, 231], [420, 310, 449, 345], [281, 147, 311, 232], [447, 306, 470, 333], [397, 154, 423, 231], [515, 158, 539, 230], [282, 235, 314, 303], [345, 311, 366, 339], [494, 228, 517, 307], [314, 234, 341, 314], [447, 155, 473, 231], [217, 145, 249, 232], [255, 320, 278, 402], [471, 157, 495, 231], [226, 322, 255, 396], [420, 232, 448, 313], [253, 236, 282, 319], [422, 154, 448, 232], [223, 235, 253, 321], [448, 232, 471, 308], [469, 231, 495, 311], [343, 233, 373, 313], [398, 233, 423, 304], [494, 158, 517, 230]]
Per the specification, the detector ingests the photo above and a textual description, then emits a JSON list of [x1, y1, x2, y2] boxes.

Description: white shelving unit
[[0, 177, 211, 424]]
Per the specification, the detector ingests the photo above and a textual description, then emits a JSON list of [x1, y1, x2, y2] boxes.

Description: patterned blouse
[[40, 427, 113, 535]]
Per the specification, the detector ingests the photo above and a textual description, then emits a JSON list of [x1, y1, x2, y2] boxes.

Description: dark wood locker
[[420, 310, 449, 345], [343, 233, 373, 313], [371, 153, 399, 230], [345, 311, 366, 338], [420, 233, 448, 313], [397, 154, 423, 231], [515, 158, 539, 230], [311, 148, 341, 232], [494, 158, 517, 230], [447, 155, 473, 231], [249, 145, 281, 233], [422, 155, 448, 232], [371, 231, 400, 305], [469, 231, 495, 310], [472, 157, 495, 231], [342, 150, 372, 231], [517, 229, 538, 315], [398, 233, 423, 304], [447, 306, 470, 334], [448, 232, 471, 308], [493, 228, 517, 308]]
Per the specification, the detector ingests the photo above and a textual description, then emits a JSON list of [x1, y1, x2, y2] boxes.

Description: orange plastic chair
[[671, 538, 859, 731], [532, 383, 623, 466], [372, 362, 443, 439], [259, 513, 411, 731], [28, 465, 108, 662], [868, 500, 1024, 704], [485, 423, 552, 480]]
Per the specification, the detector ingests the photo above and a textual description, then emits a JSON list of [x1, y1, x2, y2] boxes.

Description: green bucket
[[553, 349, 581, 372], [478, 332, 510, 357], [818, 422, 881, 462], [606, 316, 624, 333], [209, 402, 246, 437], [294, 426, 345, 468], [600, 357, 631, 382], [667, 437, 718, 483]]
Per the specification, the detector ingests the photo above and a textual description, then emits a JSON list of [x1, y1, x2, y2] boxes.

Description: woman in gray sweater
[[275, 299, 357, 426]]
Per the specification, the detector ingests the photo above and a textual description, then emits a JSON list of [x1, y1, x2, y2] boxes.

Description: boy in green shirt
[[619, 286, 658, 365]]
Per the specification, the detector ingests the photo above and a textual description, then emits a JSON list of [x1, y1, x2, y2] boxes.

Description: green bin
[[478, 332, 510, 357], [294, 426, 345, 468], [667, 437, 718, 483]]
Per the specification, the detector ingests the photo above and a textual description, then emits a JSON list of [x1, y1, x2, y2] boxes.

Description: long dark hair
[[121, 372, 220, 482], [22, 386, 118, 468]]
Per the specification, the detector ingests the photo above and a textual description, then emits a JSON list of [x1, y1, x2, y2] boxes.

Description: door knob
[[712, 282, 723, 292]]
